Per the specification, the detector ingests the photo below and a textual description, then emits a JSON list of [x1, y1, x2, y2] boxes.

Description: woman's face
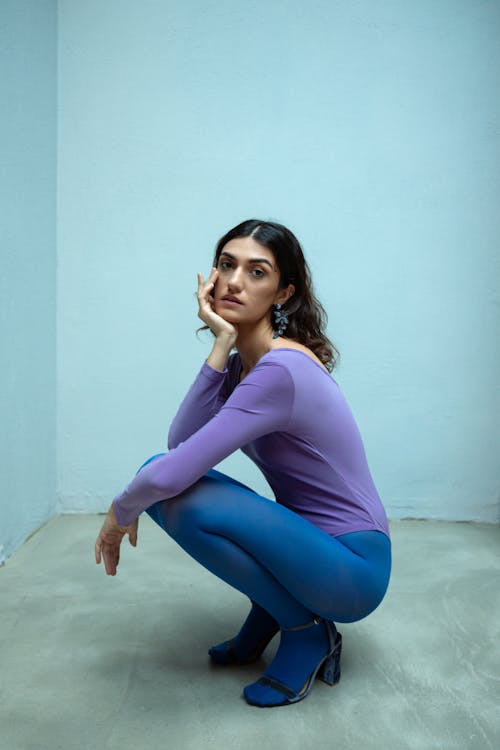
[[213, 236, 293, 327]]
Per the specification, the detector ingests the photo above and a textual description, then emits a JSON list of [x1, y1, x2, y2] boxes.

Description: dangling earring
[[272, 303, 289, 339]]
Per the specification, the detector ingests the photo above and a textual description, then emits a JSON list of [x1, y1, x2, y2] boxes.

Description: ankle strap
[[281, 615, 322, 632]]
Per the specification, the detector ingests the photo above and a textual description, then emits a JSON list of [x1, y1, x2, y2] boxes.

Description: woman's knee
[[153, 475, 216, 537], [135, 453, 166, 475]]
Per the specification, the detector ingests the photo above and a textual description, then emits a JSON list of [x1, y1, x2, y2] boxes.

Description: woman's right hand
[[197, 267, 238, 345]]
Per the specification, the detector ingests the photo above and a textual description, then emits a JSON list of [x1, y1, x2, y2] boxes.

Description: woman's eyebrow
[[219, 251, 274, 269]]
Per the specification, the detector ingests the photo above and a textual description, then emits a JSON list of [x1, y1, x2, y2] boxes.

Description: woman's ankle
[[208, 603, 280, 664], [236, 601, 279, 642]]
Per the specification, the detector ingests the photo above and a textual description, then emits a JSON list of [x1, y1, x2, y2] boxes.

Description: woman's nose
[[227, 267, 243, 289]]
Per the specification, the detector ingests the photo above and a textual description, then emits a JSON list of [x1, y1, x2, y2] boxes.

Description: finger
[[102, 547, 111, 574], [197, 273, 207, 300], [128, 527, 137, 547], [202, 267, 216, 284], [208, 267, 218, 285], [95, 540, 101, 564], [198, 284, 213, 306], [103, 546, 116, 576], [202, 271, 218, 298]]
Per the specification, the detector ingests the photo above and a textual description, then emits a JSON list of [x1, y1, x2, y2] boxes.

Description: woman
[[95, 218, 391, 708]]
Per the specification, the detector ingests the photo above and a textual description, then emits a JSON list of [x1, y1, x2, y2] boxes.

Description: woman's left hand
[[95, 503, 138, 576]]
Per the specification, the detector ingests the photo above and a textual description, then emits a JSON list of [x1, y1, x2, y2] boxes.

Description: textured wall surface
[[1, 2, 499, 565], [0, 0, 57, 564], [57, 0, 499, 523]]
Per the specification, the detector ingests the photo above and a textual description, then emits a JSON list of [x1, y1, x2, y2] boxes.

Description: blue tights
[[135, 454, 391, 703]]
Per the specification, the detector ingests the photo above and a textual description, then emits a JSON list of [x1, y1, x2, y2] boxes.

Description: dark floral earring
[[272, 303, 289, 339]]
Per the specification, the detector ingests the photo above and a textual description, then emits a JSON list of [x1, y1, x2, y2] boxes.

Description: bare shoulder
[[269, 339, 329, 374]]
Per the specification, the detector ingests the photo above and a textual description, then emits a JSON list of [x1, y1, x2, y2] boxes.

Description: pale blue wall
[[2, 1, 499, 564], [57, 0, 499, 524], [0, 0, 57, 563], [58, 0, 500, 520]]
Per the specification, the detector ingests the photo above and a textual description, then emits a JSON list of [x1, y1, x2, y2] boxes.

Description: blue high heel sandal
[[208, 624, 280, 665], [243, 616, 342, 707]]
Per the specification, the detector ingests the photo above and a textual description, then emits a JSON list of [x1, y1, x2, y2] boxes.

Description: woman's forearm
[[167, 333, 236, 450], [205, 335, 235, 372], [167, 361, 226, 449], [167, 335, 235, 449]]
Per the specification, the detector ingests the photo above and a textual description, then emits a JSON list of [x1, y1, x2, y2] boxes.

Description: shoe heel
[[317, 632, 342, 686]]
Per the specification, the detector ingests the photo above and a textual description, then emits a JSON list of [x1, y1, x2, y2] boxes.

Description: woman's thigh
[[136, 456, 258, 524], [145, 467, 391, 623]]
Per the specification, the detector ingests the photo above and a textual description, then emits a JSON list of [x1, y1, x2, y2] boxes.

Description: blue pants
[[136, 453, 391, 625]]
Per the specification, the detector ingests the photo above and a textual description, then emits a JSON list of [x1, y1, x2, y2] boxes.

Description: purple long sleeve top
[[112, 348, 390, 540]]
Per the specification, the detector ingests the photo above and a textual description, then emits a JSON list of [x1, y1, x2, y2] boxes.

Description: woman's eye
[[219, 260, 231, 270], [252, 268, 265, 278]]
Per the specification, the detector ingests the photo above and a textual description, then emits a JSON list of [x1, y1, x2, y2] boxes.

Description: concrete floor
[[0, 516, 499, 750]]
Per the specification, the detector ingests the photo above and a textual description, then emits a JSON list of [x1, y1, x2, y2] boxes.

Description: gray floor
[[1, 516, 499, 750]]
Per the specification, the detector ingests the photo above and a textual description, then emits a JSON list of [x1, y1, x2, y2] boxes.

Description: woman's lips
[[221, 298, 242, 306]]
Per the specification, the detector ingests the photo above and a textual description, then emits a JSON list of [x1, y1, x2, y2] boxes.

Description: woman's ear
[[277, 283, 295, 305]]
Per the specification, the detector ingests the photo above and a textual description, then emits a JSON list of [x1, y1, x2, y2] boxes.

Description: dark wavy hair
[[197, 218, 340, 372]]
